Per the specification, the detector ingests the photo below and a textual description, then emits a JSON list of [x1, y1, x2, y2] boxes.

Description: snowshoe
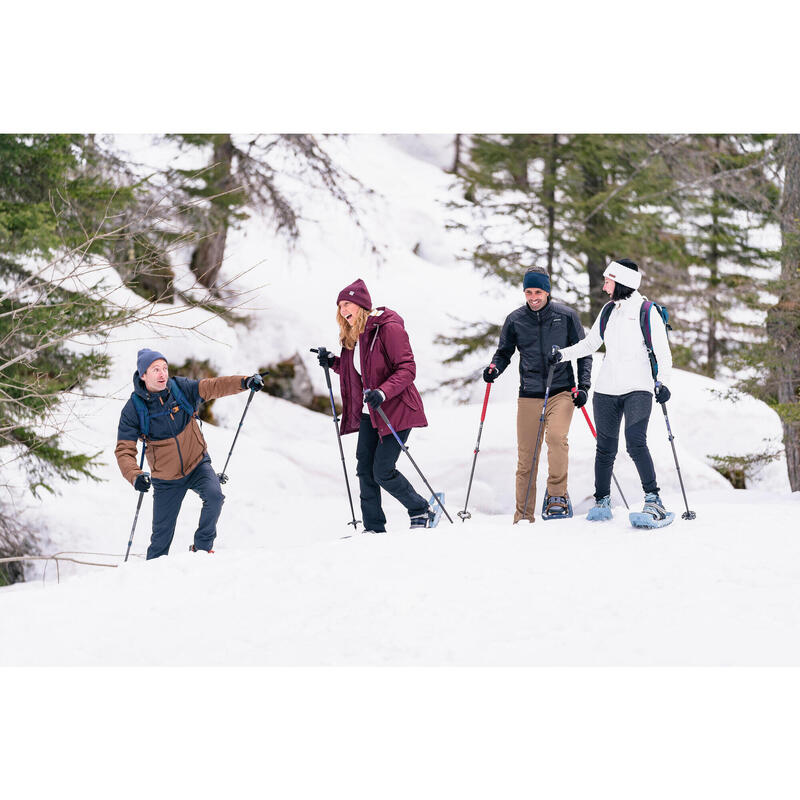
[[629, 492, 675, 529], [586, 495, 613, 522], [541, 492, 573, 521], [428, 492, 445, 528], [189, 544, 215, 553]]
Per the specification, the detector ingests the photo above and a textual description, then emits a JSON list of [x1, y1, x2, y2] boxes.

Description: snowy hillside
[[1, 134, 798, 667]]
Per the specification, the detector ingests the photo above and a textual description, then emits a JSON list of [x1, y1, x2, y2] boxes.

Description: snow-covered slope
[[1, 134, 796, 666]]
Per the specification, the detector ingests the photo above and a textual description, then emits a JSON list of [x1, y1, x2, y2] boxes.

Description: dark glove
[[134, 473, 151, 493], [654, 383, 671, 404], [364, 389, 385, 409], [548, 347, 563, 365], [242, 373, 265, 391], [483, 365, 499, 383], [571, 388, 588, 408], [316, 350, 335, 369]]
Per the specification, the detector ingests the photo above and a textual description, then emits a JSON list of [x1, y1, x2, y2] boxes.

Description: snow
[[1, 134, 798, 670]]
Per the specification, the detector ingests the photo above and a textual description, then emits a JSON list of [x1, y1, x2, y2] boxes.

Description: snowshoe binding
[[586, 495, 613, 522], [541, 492, 573, 521], [629, 492, 675, 529]]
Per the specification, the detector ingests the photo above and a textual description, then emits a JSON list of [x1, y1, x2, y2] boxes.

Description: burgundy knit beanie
[[336, 278, 372, 310]]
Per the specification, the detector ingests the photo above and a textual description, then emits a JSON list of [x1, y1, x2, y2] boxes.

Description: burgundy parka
[[332, 307, 428, 438]]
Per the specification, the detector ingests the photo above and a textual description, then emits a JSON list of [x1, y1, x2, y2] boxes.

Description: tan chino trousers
[[514, 391, 574, 523]]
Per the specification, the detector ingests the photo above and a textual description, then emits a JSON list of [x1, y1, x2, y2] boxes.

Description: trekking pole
[[655, 381, 696, 521], [310, 348, 361, 531], [124, 443, 147, 563], [217, 372, 269, 485], [572, 387, 629, 510], [458, 364, 495, 521], [371, 402, 453, 524]]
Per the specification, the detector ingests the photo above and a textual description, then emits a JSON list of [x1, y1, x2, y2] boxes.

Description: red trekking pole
[[458, 364, 495, 521], [572, 387, 629, 509]]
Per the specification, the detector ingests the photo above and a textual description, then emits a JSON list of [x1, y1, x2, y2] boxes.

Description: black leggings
[[592, 391, 659, 501]]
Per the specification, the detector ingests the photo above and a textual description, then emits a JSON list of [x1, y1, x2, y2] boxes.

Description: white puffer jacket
[[559, 290, 672, 396]]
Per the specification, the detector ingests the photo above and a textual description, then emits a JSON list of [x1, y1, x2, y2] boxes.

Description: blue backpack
[[598, 299, 672, 381], [130, 378, 197, 439]]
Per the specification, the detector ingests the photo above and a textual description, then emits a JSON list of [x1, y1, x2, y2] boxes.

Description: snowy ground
[[1, 135, 798, 667]]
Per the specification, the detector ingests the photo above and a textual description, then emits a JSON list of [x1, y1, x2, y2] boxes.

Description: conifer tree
[[442, 133, 687, 371], [0, 134, 189, 581], [765, 134, 800, 489], [665, 134, 778, 377]]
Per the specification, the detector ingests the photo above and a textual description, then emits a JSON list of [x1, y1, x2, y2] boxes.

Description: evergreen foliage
[[0, 135, 130, 492], [0, 134, 179, 576], [666, 134, 778, 377]]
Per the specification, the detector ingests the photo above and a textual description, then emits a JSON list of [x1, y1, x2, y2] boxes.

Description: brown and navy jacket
[[115, 372, 246, 484]]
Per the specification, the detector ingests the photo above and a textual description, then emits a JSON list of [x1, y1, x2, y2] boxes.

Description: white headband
[[603, 261, 641, 290]]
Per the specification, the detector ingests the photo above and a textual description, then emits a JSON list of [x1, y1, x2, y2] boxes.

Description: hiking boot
[[642, 492, 668, 521], [409, 511, 430, 530]]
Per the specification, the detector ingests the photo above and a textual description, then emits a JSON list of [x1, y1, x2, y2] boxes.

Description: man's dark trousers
[[355, 413, 428, 532], [147, 455, 225, 559]]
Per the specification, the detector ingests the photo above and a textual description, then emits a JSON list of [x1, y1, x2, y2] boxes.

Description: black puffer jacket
[[491, 300, 592, 397]]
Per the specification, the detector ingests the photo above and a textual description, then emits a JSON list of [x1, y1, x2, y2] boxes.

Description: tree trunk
[[767, 134, 800, 490], [451, 134, 462, 175], [706, 201, 720, 377], [582, 160, 608, 317], [190, 135, 235, 289], [545, 134, 558, 274]]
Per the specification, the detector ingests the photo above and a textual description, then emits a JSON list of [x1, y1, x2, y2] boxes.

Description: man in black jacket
[[484, 267, 592, 523]]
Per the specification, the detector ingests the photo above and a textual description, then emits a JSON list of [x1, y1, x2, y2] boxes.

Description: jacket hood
[[364, 306, 404, 332]]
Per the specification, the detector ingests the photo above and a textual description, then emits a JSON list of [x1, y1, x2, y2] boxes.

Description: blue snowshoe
[[629, 492, 675, 529], [586, 495, 613, 522], [541, 492, 573, 521], [428, 492, 445, 528]]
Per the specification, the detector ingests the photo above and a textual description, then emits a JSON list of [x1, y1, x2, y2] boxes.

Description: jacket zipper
[[538, 312, 546, 391]]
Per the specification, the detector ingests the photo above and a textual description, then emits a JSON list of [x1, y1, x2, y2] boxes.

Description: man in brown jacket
[[115, 348, 264, 558]]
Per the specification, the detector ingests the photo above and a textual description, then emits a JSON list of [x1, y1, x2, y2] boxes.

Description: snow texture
[[1, 134, 797, 666]]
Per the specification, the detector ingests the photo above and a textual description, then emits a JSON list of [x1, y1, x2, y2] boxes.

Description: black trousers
[[355, 414, 429, 532], [592, 391, 659, 501]]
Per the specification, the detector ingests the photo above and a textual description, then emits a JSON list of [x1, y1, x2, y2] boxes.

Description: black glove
[[134, 473, 151, 493], [364, 389, 385, 409], [242, 373, 265, 391], [572, 388, 588, 408], [316, 350, 335, 369], [548, 347, 563, 365], [483, 365, 499, 383], [655, 383, 671, 404]]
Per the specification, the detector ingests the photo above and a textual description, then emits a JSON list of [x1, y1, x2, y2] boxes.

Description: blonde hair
[[337, 305, 370, 349]]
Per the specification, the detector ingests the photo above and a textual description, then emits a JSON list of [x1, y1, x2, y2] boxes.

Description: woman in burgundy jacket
[[317, 278, 430, 532]]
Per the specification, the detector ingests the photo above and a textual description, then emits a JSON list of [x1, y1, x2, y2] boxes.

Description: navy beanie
[[523, 269, 551, 294], [137, 348, 167, 376]]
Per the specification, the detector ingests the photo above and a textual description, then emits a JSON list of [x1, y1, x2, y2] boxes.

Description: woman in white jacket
[[550, 258, 673, 525]]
